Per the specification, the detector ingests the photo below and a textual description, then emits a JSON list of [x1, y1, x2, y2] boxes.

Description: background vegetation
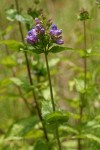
[[0, 0, 100, 150]]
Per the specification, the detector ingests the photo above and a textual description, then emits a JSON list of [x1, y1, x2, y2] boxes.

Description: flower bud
[[55, 39, 64, 45], [78, 8, 90, 21]]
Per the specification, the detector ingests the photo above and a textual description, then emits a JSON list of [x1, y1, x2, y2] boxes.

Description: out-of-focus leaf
[[34, 139, 50, 150], [0, 40, 24, 51], [5, 9, 17, 21], [0, 78, 11, 87], [21, 14, 33, 25], [1, 56, 17, 67], [49, 58, 60, 67], [0, 26, 13, 36], [74, 78, 85, 93], [75, 134, 100, 144], [23, 45, 44, 54], [59, 125, 79, 135], [49, 46, 73, 53], [24, 129, 43, 139], [44, 111, 68, 125], [6, 117, 39, 139], [15, 14, 25, 22], [10, 77, 23, 86], [42, 100, 53, 117]]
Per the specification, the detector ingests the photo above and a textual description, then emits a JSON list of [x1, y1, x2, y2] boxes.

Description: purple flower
[[26, 18, 64, 46], [50, 29, 62, 36], [35, 18, 41, 24], [36, 24, 42, 31], [35, 24, 45, 34], [55, 39, 64, 45], [26, 29, 38, 45], [51, 24, 57, 30], [50, 24, 64, 45]]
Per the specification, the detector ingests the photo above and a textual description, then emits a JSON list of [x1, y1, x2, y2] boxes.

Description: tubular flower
[[26, 17, 64, 46], [50, 24, 64, 45], [26, 28, 38, 44]]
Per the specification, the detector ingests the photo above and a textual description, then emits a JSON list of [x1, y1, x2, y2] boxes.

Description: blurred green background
[[0, 0, 100, 150]]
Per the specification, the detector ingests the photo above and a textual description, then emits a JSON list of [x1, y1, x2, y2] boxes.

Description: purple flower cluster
[[26, 18, 64, 45], [26, 18, 45, 45], [50, 24, 64, 45]]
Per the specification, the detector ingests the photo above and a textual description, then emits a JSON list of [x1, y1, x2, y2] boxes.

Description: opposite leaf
[[49, 46, 73, 53], [0, 40, 24, 51], [44, 111, 69, 125]]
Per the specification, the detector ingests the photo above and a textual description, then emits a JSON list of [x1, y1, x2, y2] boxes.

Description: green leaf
[[49, 46, 73, 53], [49, 58, 60, 67], [24, 45, 44, 54], [21, 14, 33, 25], [44, 111, 68, 125], [5, 8, 17, 21], [10, 77, 23, 86], [59, 125, 79, 135], [15, 14, 25, 22], [34, 139, 50, 150], [1, 56, 17, 67], [74, 78, 85, 93], [6, 116, 39, 139], [75, 134, 100, 144], [42, 100, 53, 117], [0, 40, 24, 51], [0, 25, 13, 36]]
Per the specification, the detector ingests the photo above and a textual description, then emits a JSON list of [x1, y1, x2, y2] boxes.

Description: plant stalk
[[14, 0, 50, 143], [78, 20, 87, 150], [44, 52, 55, 111], [44, 50, 62, 150], [83, 20, 87, 90]]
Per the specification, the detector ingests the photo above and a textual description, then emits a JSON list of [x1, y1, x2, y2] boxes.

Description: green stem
[[14, 0, 50, 144], [78, 20, 87, 150], [83, 20, 87, 90], [44, 52, 55, 111], [44, 49, 62, 150]]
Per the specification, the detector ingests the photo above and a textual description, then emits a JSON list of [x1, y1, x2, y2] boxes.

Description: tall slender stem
[[78, 20, 87, 150], [44, 50, 62, 150], [14, 0, 50, 143], [83, 20, 87, 90], [44, 52, 55, 111]]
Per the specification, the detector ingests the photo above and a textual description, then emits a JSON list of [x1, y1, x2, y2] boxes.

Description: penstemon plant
[[26, 14, 64, 150]]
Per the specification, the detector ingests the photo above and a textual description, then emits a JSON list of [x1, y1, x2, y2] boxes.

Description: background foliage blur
[[0, 0, 100, 150]]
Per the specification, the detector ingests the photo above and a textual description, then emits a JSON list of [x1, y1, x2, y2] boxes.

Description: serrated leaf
[[49, 46, 73, 53], [44, 111, 68, 125], [10, 77, 23, 86], [0, 40, 24, 51]]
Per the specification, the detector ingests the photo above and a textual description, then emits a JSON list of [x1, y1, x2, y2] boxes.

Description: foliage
[[0, 0, 100, 150]]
